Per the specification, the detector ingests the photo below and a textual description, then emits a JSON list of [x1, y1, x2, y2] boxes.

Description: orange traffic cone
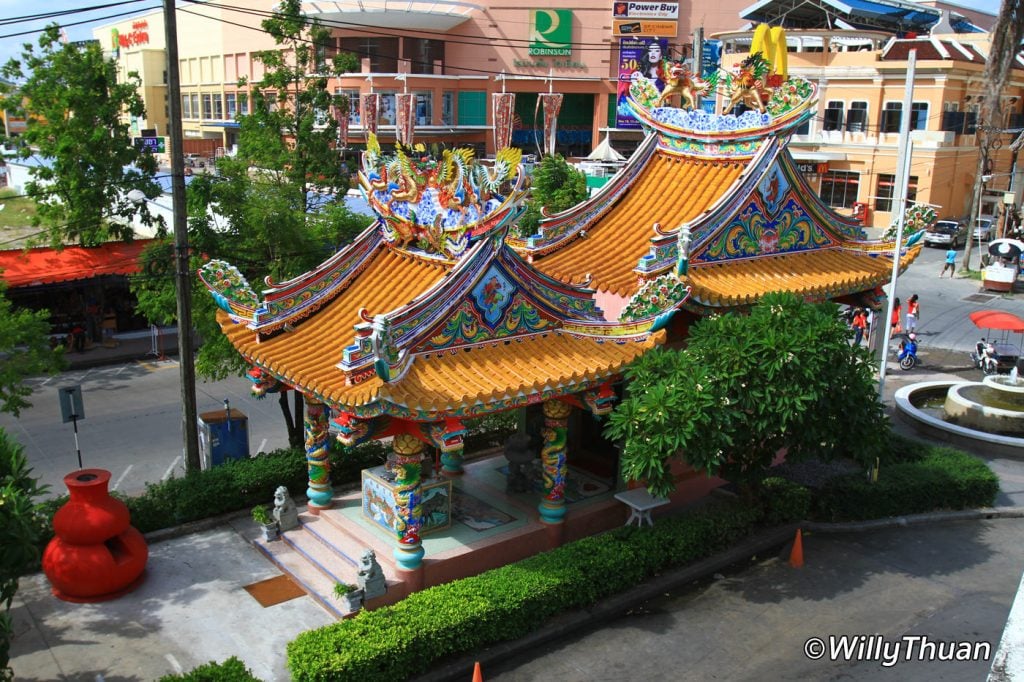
[[789, 529, 804, 568], [472, 661, 483, 682]]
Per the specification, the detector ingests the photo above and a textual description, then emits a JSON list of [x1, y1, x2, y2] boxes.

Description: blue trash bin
[[198, 408, 249, 468]]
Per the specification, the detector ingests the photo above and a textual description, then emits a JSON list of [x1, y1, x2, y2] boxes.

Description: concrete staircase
[[252, 503, 405, 619]]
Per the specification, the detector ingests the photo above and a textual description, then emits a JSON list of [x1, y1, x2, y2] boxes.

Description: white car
[[973, 217, 995, 241]]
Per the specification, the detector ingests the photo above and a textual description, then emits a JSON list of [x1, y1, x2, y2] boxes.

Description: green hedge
[[286, 499, 763, 681], [813, 447, 999, 522], [157, 656, 261, 681]]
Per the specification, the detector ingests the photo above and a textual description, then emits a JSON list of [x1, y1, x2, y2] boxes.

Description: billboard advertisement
[[133, 136, 166, 154], [616, 37, 669, 129], [528, 10, 573, 56], [613, 1, 679, 19]]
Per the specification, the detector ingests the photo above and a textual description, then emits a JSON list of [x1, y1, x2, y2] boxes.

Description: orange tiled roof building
[[201, 29, 919, 577]]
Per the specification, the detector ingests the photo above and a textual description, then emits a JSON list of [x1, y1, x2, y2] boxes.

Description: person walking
[[906, 294, 920, 333], [941, 248, 957, 277], [889, 298, 902, 338], [851, 308, 868, 346]]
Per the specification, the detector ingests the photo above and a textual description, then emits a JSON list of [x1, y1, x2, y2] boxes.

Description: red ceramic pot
[[42, 469, 148, 602]]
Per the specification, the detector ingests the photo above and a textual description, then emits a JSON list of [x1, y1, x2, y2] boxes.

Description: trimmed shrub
[[286, 499, 763, 681], [813, 447, 998, 522], [157, 656, 262, 681], [761, 477, 812, 525]]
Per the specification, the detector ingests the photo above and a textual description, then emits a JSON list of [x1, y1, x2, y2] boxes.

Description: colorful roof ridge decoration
[[204, 139, 691, 421], [518, 26, 919, 311], [358, 134, 525, 263]]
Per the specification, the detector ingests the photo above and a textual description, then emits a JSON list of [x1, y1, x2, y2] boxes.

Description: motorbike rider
[[898, 333, 918, 364], [974, 337, 999, 374]]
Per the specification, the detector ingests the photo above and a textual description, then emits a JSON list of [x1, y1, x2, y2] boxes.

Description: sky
[[0, 0, 1007, 74]]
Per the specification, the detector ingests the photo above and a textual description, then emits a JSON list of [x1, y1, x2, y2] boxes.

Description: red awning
[[968, 310, 1024, 333], [0, 240, 154, 287]]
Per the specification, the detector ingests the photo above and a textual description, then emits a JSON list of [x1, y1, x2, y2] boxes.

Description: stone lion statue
[[272, 486, 299, 531], [357, 548, 387, 599]]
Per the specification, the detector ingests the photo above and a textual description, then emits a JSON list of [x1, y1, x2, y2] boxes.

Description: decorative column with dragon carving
[[392, 433, 426, 571], [304, 396, 333, 513], [538, 399, 572, 525]]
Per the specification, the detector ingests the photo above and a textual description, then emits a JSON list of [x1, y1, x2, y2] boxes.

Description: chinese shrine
[[201, 27, 919, 612]]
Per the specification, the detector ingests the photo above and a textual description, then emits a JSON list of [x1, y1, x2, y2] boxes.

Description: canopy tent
[[739, 0, 982, 34], [0, 240, 152, 287], [969, 310, 1024, 333], [585, 136, 626, 163]]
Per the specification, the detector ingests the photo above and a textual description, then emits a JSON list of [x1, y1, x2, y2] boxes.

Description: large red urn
[[42, 469, 148, 602]]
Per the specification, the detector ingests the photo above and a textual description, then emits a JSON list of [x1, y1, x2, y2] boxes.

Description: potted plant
[[251, 504, 279, 541], [333, 581, 364, 612]]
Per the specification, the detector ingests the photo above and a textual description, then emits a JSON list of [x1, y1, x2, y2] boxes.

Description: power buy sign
[[613, 2, 678, 37], [529, 10, 573, 56]]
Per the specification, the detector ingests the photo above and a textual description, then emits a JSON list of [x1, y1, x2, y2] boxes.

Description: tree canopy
[[0, 25, 163, 247], [0, 282, 64, 417], [605, 292, 889, 498], [516, 154, 588, 236]]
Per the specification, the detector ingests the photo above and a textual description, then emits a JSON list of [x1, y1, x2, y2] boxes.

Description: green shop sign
[[529, 10, 573, 56]]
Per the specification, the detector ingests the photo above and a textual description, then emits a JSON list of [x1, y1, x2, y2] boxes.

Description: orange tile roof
[[219, 245, 662, 415], [219, 246, 448, 406], [533, 154, 747, 297], [686, 247, 920, 308], [379, 331, 663, 417]]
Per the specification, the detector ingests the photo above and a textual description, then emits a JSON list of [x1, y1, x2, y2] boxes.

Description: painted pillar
[[538, 399, 572, 524], [392, 433, 425, 571], [304, 397, 333, 512]]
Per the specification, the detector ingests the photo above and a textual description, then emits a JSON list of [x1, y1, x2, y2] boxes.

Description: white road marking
[[116, 364, 130, 375], [258, 438, 267, 454], [111, 465, 133, 491], [164, 654, 183, 674], [41, 375, 55, 386], [162, 456, 182, 481]]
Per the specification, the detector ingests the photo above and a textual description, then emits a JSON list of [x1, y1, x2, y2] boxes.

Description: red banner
[[333, 103, 349, 149], [396, 93, 416, 146], [539, 93, 564, 157], [360, 93, 379, 139], [492, 93, 515, 151]]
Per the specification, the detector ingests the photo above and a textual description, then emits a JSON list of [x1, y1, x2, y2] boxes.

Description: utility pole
[[878, 49, 916, 398], [163, 0, 200, 473]]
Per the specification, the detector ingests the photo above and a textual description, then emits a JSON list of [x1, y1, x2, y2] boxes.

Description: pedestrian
[[851, 308, 868, 346], [906, 294, 920, 333], [889, 298, 902, 338], [941, 247, 957, 277]]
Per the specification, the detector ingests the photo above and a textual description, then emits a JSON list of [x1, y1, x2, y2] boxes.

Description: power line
[[0, 1, 152, 27]]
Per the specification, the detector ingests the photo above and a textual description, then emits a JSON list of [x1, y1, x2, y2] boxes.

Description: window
[[213, 94, 223, 119], [226, 93, 237, 119], [823, 101, 843, 131], [964, 103, 979, 134], [875, 174, 918, 212], [414, 92, 432, 126], [910, 102, 927, 130], [190, 94, 199, 119], [238, 94, 249, 116], [182, 93, 192, 119], [379, 91, 397, 125], [336, 89, 361, 124], [202, 94, 212, 119], [403, 38, 444, 74], [846, 101, 868, 132], [820, 170, 860, 209], [339, 37, 399, 73], [881, 102, 902, 133], [442, 91, 454, 125]]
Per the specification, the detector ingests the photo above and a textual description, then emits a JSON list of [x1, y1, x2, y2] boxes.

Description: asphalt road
[[485, 519, 1024, 682], [0, 358, 291, 499]]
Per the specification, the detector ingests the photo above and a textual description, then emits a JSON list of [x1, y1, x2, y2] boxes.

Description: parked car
[[973, 216, 995, 241], [923, 219, 967, 248]]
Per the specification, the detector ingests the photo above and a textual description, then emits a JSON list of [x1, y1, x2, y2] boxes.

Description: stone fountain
[[894, 369, 1024, 458]]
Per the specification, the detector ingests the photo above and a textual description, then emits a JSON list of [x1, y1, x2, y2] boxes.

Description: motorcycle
[[970, 338, 1000, 375], [895, 333, 919, 371]]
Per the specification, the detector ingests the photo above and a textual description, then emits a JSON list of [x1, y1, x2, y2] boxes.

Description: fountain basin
[[894, 381, 1024, 459], [945, 376, 1024, 436]]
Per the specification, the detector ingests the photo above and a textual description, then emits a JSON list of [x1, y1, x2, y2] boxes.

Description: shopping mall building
[[94, 0, 1024, 229]]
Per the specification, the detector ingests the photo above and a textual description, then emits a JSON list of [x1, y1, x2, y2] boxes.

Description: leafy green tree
[[605, 292, 889, 498], [0, 282, 64, 417], [132, 2, 366, 447], [516, 154, 588, 236], [0, 25, 163, 247]]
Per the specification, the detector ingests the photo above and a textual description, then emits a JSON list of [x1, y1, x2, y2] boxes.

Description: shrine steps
[[251, 507, 406, 619]]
